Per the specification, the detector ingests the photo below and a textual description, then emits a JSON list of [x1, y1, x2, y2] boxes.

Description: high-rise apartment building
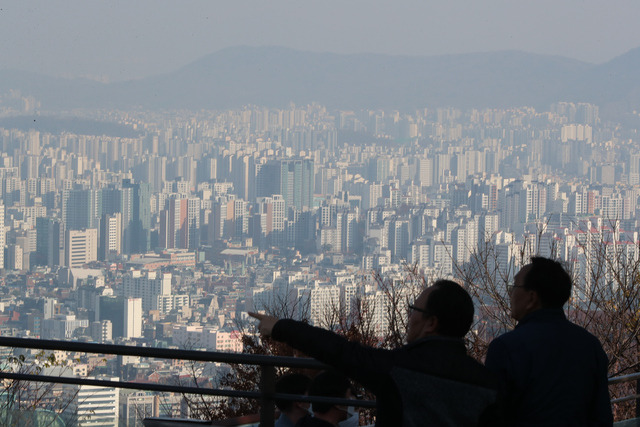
[[122, 270, 172, 312], [187, 198, 201, 249], [0, 203, 5, 269], [100, 213, 121, 260], [257, 158, 314, 210], [121, 179, 151, 254], [256, 195, 285, 246], [124, 297, 143, 339], [159, 197, 189, 249], [75, 377, 119, 427], [65, 228, 98, 268], [62, 189, 102, 231]]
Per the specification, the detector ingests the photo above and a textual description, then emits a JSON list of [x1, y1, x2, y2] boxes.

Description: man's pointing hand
[[248, 312, 279, 337]]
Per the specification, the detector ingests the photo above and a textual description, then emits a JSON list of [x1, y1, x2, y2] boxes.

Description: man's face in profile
[[406, 287, 433, 343], [510, 264, 537, 321]]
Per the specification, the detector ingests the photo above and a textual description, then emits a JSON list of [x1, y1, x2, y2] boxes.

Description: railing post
[[259, 365, 276, 427], [636, 377, 640, 418]]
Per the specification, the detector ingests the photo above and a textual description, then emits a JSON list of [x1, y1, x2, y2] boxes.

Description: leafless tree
[[0, 350, 80, 427]]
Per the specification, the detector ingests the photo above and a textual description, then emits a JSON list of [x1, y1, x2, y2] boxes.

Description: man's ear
[[526, 290, 543, 312], [421, 315, 439, 336]]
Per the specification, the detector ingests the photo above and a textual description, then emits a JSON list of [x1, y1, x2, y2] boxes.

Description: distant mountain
[[0, 115, 142, 138], [562, 47, 640, 115], [2, 46, 640, 112]]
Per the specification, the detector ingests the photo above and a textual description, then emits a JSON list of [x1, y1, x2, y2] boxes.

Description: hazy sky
[[2, 0, 639, 82]]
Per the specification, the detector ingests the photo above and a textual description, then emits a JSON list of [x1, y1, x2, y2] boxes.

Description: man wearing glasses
[[250, 279, 501, 426], [485, 257, 613, 426]]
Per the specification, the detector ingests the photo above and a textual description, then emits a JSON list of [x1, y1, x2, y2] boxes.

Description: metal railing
[[609, 372, 640, 417], [0, 336, 375, 427], [0, 336, 637, 426]]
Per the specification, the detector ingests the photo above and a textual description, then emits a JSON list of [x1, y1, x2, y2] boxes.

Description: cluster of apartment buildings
[[0, 99, 637, 424]]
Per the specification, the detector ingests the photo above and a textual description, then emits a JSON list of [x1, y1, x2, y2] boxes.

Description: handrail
[[609, 372, 640, 414], [609, 372, 640, 385], [0, 336, 325, 369], [0, 371, 376, 408], [0, 336, 376, 427], [0, 336, 637, 425]]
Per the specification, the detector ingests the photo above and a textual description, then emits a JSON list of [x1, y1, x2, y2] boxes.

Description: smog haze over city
[[3, 0, 640, 81], [1, 1, 640, 425]]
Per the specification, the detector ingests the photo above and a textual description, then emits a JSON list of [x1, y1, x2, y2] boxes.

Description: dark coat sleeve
[[271, 319, 395, 392]]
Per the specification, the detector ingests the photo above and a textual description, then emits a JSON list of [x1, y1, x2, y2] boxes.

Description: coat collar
[[404, 335, 466, 351], [516, 307, 566, 328]]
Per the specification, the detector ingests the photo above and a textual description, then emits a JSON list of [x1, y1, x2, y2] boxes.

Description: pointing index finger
[[248, 311, 265, 320]]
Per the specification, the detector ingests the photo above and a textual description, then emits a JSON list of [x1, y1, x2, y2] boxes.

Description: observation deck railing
[[0, 336, 635, 426]]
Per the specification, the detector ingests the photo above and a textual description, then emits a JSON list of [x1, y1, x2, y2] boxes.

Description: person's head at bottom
[[275, 373, 312, 425], [306, 370, 358, 427]]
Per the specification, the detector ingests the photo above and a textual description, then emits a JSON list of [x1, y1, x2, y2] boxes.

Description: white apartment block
[[65, 228, 98, 268], [102, 213, 121, 258], [172, 324, 243, 352], [75, 377, 119, 427], [124, 298, 143, 339], [122, 270, 172, 312], [308, 283, 340, 327]]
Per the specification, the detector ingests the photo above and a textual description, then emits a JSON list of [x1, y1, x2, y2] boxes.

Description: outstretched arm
[[249, 312, 393, 391]]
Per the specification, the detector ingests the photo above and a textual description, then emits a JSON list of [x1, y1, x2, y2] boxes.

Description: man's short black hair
[[308, 370, 351, 414], [423, 279, 474, 338], [275, 373, 311, 412], [522, 256, 572, 308]]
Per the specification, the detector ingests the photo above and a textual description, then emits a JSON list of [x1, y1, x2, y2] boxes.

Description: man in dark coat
[[251, 279, 501, 426], [485, 257, 613, 426]]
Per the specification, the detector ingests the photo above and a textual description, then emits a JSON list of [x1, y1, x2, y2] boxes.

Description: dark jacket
[[272, 319, 501, 427], [485, 308, 613, 426]]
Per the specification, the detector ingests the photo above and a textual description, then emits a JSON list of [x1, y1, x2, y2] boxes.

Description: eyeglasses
[[506, 284, 526, 293], [408, 304, 428, 315]]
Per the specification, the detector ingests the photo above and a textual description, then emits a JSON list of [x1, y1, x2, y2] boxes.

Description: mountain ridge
[[0, 46, 638, 112]]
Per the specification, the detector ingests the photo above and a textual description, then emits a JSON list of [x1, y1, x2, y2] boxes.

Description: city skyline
[[0, 98, 636, 424], [2, 2, 640, 421]]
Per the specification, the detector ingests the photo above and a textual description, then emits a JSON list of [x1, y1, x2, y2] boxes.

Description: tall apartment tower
[[124, 297, 143, 339], [256, 195, 286, 247], [0, 204, 4, 269], [280, 158, 314, 210], [62, 188, 102, 230], [257, 159, 314, 210], [100, 213, 121, 260], [65, 228, 98, 268], [159, 197, 189, 249], [187, 198, 201, 249], [35, 217, 64, 267], [121, 179, 151, 254]]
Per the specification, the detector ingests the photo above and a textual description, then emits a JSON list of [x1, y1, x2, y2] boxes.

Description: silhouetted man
[[251, 279, 501, 426], [485, 257, 613, 426]]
